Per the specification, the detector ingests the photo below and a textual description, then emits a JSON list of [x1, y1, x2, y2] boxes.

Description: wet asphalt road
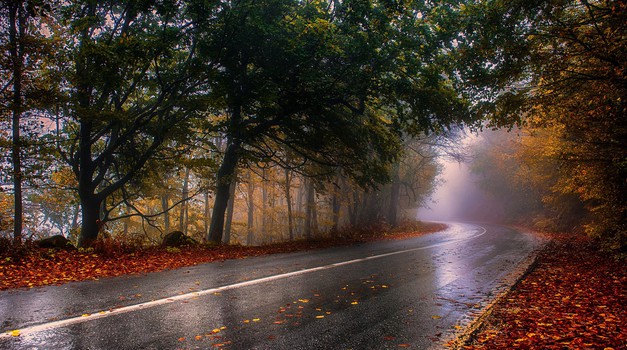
[[0, 223, 541, 349]]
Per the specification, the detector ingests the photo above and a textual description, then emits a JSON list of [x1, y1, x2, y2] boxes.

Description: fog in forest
[[416, 132, 506, 224]]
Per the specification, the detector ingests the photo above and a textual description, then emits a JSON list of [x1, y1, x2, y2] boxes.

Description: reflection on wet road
[[0, 223, 540, 349]]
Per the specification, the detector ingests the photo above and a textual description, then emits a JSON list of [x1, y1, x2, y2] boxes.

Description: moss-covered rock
[[37, 235, 76, 250], [161, 231, 198, 247]]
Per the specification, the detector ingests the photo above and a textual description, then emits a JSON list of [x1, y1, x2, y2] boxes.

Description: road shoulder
[[448, 232, 626, 349]]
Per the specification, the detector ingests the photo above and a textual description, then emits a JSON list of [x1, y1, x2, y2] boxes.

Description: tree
[[204, 0, 401, 242], [1, 0, 54, 243], [283, 169, 294, 240], [461, 0, 626, 250], [6, 0, 26, 244], [204, 0, 481, 243], [52, 0, 215, 247]]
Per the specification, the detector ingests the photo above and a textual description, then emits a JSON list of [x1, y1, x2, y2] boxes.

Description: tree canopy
[[465, 0, 626, 251], [0, 0, 623, 250]]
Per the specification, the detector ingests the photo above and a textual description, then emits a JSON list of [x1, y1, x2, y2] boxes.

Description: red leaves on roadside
[[465, 236, 626, 349], [0, 222, 445, 291]]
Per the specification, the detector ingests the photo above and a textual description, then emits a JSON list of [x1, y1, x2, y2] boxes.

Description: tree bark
[[311, 191, 318, 235], [261, 168, 268, 238], [304, 178, 317, 239], [70, 204, 80, 235], [179, 167, 190, 234], [284, 169, 294, 241], [208, 142, 240, 243], [204, 192, 211, 237], [161, 194, 170, 233], [349, 190, 359, 227], [332, 175, 341, 232], [123, 204, 130, 236], [223, 174, 237, 244], [76, 116, 101, 247], [78, 194, 102, 247], [8, 1, 24, 244], [295, 176, 305, 236], [75, 2, 99, 248], [246, 171, 255, 245], [388, 163, 401, 227]]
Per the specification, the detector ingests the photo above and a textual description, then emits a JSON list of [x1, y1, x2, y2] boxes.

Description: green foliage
[[13, 0, 611, 248], [165, 246, 180, 254], [50, 0, 220, 246]]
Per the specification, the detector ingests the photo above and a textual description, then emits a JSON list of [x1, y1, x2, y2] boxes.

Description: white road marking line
[[1, 224, 486, 339]]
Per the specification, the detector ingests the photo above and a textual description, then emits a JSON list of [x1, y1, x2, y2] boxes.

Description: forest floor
[[458, 232, 626, 350], [0, 221, 445, 291]]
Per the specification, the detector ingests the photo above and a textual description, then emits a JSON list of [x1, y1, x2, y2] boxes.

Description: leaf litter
[[0, 222, 445, 291], [461, 234, 626, 349]]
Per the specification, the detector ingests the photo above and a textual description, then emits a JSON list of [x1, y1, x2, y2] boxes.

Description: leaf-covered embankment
[[1, 222, 446, 291], [462, 234, 626, 349]]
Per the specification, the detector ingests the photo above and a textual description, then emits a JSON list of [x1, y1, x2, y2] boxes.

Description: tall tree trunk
[[161, 194, 170, 233], [269, 174, 276, 242], [246, 171, 255, 245], [349, 190, 359, 226], [295, 176, 305, 236], [9, 1, 24, 244], [78, 194, 102, 247], [76, 2, 99, 248], [70, 204, 80, 235], [360, 192, 380, 225], [208, 142, 240, 243], [284, 169, 294, 241], [388, 163, 401, 227], [204, 192, 211, 237], [223, 174, 237, 244], [261, 168, 268, 239], [304, 179, 317, 239], [77, 117, 100, 247], [332, 176, 341, 232], [179, 167, 190, 234], [311, 193, 318, 235], [332, 192, 340, 232], [208, 102, 244, 243], [123, 203, 130, 236]]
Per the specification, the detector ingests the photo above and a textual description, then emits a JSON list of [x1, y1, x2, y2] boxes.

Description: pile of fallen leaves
[[0, 222, 445, 291], [463, 234, 626, 349]]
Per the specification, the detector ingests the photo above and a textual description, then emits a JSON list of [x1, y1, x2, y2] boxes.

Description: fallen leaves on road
[[0, 222, 445, 291], [463, 235, 626, 349]]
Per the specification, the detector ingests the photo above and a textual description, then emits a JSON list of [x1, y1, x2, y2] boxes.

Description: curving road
[[0, 223, 541, 349]]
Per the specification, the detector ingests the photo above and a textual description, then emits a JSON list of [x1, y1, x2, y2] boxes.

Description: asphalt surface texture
[[0, 223, 541, 349]]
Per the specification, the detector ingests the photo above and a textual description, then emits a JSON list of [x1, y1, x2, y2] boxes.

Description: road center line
[[2, 224, 486, 339]]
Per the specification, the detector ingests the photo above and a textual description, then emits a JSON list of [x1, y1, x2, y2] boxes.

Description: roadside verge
[[447, 231, 626, 349]]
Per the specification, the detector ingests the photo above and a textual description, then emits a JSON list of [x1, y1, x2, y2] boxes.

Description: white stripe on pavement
[[1, 224, 486, 339]]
